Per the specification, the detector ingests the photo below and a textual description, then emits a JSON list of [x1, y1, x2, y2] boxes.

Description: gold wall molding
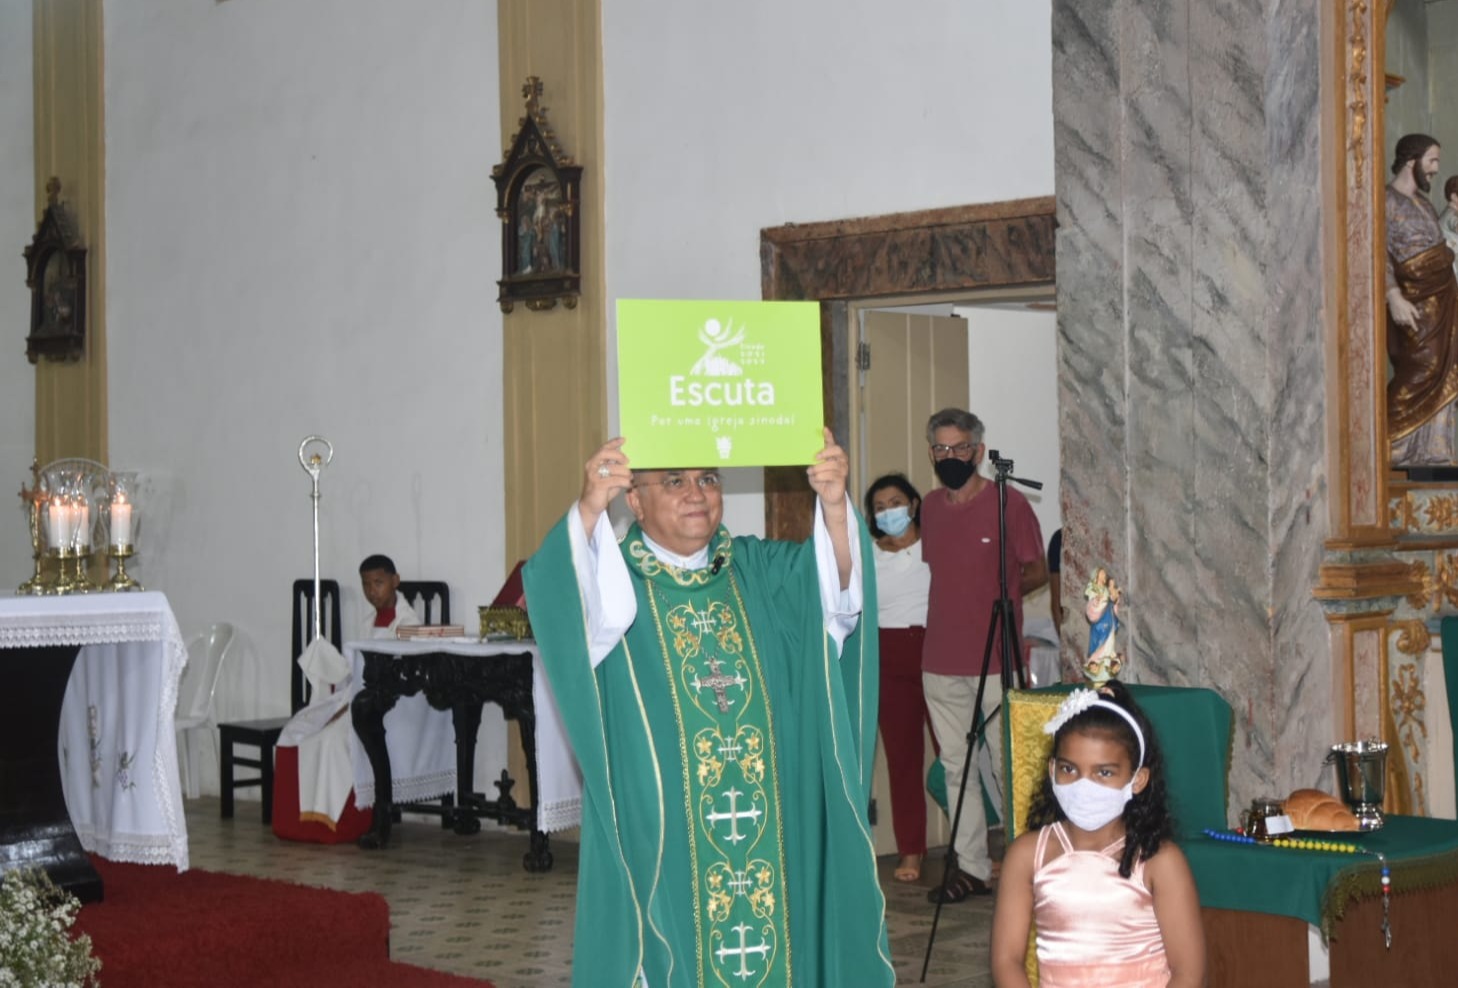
[[1325, 0, 1387, 541], [1400, 555, 1458, 612], [1390, 617, 1432, 656], [1390, 660, 1427, 815], [1383, 619, 1427, 815], [1312, 560, 1421, 600], [498, 0, 605, 569], [32, 0, 107, 465]]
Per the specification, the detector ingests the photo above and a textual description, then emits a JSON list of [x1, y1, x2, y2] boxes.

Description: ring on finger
[[596, 462, 612, 479]]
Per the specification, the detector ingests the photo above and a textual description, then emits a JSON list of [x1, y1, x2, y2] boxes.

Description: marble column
[[1053, 0, 1330, 806]]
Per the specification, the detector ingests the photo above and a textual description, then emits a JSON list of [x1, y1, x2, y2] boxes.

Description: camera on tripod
[[989, 449, 1014, 478]]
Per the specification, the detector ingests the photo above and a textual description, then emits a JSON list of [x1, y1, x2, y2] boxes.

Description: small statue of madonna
[[1083, 568, 1123, 684]]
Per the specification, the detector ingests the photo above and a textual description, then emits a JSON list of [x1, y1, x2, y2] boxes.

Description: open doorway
[[760, 197, 1058, 858], [849, 289, 1060, 856]]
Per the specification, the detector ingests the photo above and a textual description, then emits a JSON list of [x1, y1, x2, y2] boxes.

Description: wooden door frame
[[759, 196, 1056, 538]]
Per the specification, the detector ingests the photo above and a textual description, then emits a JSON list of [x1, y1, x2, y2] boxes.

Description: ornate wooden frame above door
[[759, 197, 1056, 539]]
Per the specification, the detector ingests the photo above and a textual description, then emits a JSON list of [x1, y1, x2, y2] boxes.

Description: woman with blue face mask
[[865, 473, 932, 883]]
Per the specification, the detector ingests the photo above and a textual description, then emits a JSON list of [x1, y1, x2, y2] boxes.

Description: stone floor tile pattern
[[183, 799, 993, 987]]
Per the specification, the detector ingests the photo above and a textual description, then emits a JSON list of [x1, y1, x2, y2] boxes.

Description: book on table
[[396, 624, 467, 639]]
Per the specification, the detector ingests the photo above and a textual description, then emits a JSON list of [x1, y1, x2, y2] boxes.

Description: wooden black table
[[348, 640, 563, 871]]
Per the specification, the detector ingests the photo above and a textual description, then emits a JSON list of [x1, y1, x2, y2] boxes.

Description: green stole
[[631, 528, 789, 985], [525, 516, 894, 988]]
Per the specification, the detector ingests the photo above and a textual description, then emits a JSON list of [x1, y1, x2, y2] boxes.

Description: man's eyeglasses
[[930, 442, 977, 460], [633, 472, 723, 493]]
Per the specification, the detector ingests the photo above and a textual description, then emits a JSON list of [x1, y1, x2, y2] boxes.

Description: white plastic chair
[[175, 622, 235, 799]]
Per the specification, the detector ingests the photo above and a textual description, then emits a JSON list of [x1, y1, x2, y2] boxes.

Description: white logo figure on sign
[[691, 319, 746, 376]]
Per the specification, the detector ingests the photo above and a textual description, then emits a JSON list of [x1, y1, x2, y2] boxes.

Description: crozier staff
[[524, 428, 893, 988]]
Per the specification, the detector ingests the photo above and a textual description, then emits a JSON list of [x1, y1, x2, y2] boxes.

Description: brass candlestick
[[17, 460, 50, 595], [17, 501, 47, 595], [108, 543, 143, 592], [50, 546, 77, 595], [71, 545, 98, 593]]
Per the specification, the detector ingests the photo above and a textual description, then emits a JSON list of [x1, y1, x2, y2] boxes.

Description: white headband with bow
[[1043, 688, 1146, 768]]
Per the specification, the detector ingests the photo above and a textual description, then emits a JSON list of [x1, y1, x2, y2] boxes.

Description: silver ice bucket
[[1327, 740, 1387, 831]]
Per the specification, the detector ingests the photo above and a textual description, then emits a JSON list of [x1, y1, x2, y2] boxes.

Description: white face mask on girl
[[1050, 775, 1134, 832]]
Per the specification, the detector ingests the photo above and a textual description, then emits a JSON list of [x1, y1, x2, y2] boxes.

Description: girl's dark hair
[[1025, 680, 1174, 878], [863, 473, 922, 538], [1446, 174, 1458, 202]]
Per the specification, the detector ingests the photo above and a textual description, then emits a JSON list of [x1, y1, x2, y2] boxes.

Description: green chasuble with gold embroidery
[[525, 517, 893, 988]]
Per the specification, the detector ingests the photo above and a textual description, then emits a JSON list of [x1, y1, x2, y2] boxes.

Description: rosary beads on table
[[1201, 828, 1392, 949]]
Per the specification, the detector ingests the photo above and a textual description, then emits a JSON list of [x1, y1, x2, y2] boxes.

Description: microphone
[[710, 555, 725, 575]]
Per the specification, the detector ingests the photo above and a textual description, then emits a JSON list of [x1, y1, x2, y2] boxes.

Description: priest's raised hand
[[577, 436, 630, 537]]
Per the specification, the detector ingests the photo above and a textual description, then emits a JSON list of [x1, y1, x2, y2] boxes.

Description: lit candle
[[48, 501, 66, 548], [49, 500, 73, 548], [75, 502, 90, 548], [111, 501, 132, 547]]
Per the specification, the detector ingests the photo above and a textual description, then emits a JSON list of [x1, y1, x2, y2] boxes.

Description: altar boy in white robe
[[359, 554, 423, 639], [277, 555, 420, 830]]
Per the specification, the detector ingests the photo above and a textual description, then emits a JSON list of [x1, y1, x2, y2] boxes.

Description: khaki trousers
[[923, 671, 1004, 881]]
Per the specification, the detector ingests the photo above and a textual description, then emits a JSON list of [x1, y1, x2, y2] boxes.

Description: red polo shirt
[[920, 482, 1044, 677]]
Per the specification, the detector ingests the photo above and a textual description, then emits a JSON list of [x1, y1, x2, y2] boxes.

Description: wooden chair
[[398, 580, 451, 626], [393, 580, 458, 827], [217, 579, 341, 823]]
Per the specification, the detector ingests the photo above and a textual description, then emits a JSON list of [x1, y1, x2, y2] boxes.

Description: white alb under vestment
[[277, 592, 420, 826]]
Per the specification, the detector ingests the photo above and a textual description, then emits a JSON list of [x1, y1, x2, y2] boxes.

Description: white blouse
[[872, 538, 931, 628]]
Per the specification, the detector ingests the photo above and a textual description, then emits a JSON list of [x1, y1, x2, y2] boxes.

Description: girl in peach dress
[[990, 683, 1206, 987]]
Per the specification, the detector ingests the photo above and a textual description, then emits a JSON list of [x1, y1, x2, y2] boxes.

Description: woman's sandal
[[893, 854, 922, 883], [925, 867, 991, 904]]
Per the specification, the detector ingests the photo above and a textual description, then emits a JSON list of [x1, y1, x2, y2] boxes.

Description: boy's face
[[360, 568, 399, 613]]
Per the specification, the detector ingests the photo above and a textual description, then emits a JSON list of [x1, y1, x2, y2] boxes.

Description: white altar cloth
[[343, 639, 582, 832], [0, 591, 189, 869]]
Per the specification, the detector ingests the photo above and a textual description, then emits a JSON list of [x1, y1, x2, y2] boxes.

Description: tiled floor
[[183, 798, 994, 987]]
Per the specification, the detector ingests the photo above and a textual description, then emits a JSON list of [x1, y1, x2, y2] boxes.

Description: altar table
[[0, 592, 190, 901], [1190, 816, 1458, 986], [344, 638, 581, 868]]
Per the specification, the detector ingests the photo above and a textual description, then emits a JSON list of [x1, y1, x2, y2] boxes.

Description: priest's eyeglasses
[[930, 442, 978, 460], [634, 471, 723, 493]]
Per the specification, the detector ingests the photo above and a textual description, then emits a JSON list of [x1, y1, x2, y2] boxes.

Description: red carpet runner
[[75, 857, 496, 988]]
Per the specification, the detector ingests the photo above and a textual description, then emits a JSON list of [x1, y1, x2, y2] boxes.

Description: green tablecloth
[[1003, 683, 1232, 839], [1188, 815, 1458, 933]]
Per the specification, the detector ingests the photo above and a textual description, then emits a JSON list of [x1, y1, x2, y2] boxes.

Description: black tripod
[[920, 450, 1042, 981]]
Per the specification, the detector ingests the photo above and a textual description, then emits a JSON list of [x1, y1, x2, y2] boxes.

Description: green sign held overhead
[[616, 299, 824, 468]]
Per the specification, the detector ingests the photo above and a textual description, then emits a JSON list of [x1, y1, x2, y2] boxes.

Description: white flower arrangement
[[0, 868, 101, 988]]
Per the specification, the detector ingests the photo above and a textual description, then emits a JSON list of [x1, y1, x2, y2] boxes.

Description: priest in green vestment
[[524, 429, 894, 988]]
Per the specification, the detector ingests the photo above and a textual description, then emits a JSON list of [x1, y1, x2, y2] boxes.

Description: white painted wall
[[602, 0, 1055, 534], [104, 0, 504, 793], [0, 2, 35, 578], [922, 303, 1063, 638], [955, 306, 1062, 547], [1428, 1, 1458, 186]]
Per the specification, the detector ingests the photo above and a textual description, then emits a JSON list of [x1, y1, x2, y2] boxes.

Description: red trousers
[[878, 626, 934, 856]]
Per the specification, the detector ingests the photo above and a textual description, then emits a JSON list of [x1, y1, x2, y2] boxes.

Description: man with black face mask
[[920, 407, 1046, 904]]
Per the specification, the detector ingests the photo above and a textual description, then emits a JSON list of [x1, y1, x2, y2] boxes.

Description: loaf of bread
[[1283, 788, 1359, 832]]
